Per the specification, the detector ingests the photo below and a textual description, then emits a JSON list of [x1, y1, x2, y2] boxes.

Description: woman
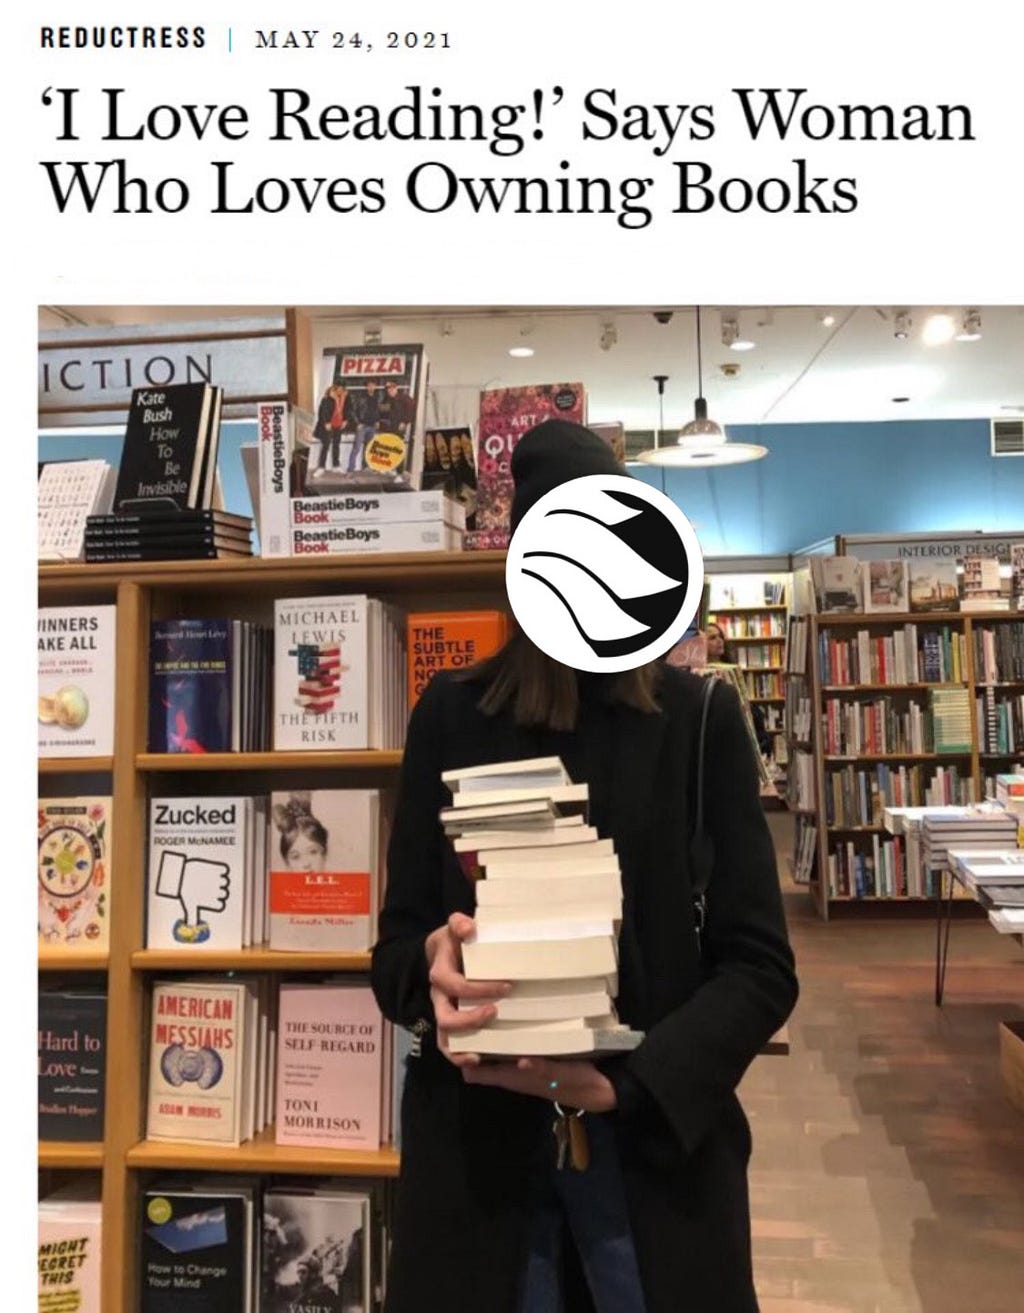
[[371, 421, 798, 1313], [704, 623, 772, 758]]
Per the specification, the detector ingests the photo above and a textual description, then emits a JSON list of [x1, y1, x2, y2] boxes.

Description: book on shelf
[[256, 399, 315, 557], [810, 556, 863, 613], [83, 508, 253, 562], [929, 686, 973, 753], [1012, 545, 1024, 611], [38, 458, 116, 562], [38, 605, 117, 758], [961, 554, 1003, 604], [908, 560, 960, 613], [468, 381, 587, 549], [267, 790, 385, 952], [38, 987, 107, 1141], [420, 425, 479, 530], [406, 610, 508, 709], [38, 797, 111, 951], [140, 1179, 256, 1313], [863, 559, 909, 613], [275, 980, 383, 1150], [112, 382, 223, 515], [261, 1183, 374, 1313], [588, 420, 627, 464], [146, 796, 256, 951], [39, 1182, 102, 1313], [291, 518, 464, 557], [273, 594, 405, 751], [305, 343, 429, 493], [146, 978, 263, 1146]]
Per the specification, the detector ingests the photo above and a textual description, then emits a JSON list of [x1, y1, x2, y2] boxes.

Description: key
[[567, 1113, 590, 1172], [553, 1113, 569, 1170]]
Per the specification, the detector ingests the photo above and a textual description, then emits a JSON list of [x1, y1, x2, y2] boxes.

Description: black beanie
[[509, 419, 627, 534]]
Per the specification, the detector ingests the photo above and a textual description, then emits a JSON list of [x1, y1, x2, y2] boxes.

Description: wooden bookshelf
[[805, 609, 1024, 920], [39, 1141, 105, 1169], [38, 548, 513, 1313], [127, 1126, 400, 1176]]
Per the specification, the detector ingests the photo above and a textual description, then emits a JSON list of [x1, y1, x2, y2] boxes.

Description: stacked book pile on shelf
[[879, 803, 1019, 899], [84, 508, 254, 562], [946, 847, 1024, 934], [440, 756, 642, 1057]]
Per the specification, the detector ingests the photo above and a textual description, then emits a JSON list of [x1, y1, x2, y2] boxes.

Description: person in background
[[372, 420, 798, 1313], [704, 623, 772, 758]]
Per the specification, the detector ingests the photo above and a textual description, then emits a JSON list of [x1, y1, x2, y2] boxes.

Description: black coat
[[371, 666, 798, 1313]]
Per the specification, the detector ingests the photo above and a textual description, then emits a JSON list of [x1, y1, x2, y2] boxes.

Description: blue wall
[[40, 417, 1023, 557], [632, 418, 1024, 556]]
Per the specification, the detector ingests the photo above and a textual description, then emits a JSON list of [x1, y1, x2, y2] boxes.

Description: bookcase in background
[[38, 550, 507, 1313], [706, 562, 792, 780], [800, 610, 1024, 920]]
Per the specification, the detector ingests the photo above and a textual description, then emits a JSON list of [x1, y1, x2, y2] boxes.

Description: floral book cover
[[38, 797, 112, 951]]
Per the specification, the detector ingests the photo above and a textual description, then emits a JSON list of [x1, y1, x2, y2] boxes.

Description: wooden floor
[[740, 814, 1024, 1313]]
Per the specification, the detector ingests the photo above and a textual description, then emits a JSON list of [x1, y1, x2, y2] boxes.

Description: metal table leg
[[934, 866, 956, 1007]]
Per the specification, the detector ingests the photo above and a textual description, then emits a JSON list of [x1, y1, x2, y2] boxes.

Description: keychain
[[552, 1103, 590, 1171]]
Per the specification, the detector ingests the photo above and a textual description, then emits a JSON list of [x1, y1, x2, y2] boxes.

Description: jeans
[[518, 1114, 648, 1313], [347, 424, 376, 472]]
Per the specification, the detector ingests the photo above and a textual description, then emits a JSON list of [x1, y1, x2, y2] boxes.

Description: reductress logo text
[[505, 474, 705, 673]]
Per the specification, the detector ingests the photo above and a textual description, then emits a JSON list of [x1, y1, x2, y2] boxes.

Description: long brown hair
[[456, 625, 663, 732]]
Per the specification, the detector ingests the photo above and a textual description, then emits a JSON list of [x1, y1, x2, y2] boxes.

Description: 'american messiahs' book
[[149, 619, 232, 753], [38, 605, 117, 758], [38, 797, 112, 951], [146, 979, 247, 1145], [112, 383, 220, 514], [140, 1186, 251, 1313], [470, 382, 586, 548], [275, 981, 383, 1150], [38, 988, 107, 1141], [305, 343, 429, 493]]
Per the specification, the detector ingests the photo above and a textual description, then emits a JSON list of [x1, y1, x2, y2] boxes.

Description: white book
[[39, 1184, 103, 1313], [257, 401, 312, 558], [442, 782, 588, 816], [478, 838, 614, 867], [442, 798, 558, 828], [476, 897, 622, 923], [146, 797, 251, 951], [443, 756, 570, 793], [989, 908, 1024, 933], [452, 819, 587, 851], [460, 988, 615, 1023], [291, 488, 466, 528], [290, 520, 463, 554], [482, 855, 621, 881], [472, 916, 618, 944], [38, 604, 117, 758], [474, 872, 623, 905], [448, 1020, 643, 1057], [462, 934, 618, 981]]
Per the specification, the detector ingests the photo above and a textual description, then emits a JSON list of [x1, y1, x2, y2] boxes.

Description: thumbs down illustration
[[155, 850, 231, 945]]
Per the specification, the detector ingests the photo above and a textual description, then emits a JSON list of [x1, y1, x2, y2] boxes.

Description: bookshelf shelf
[[708, 604, 789, 612], [126, 1127, 401, 1177], [39, 949, 109, 972], [821, 682, 967, 693], [132, 948, 373, 972], [39, 1141, 105, 1169], [823, 752, 971, 762], [38, 757, 114, 774], [750, 696, 787, 703], [137, 750, 404, 773]]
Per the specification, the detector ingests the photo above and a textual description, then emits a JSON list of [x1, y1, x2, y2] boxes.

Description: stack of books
[[884, 803, 1019, 895], [38, 458, 116, 562], [946, 847, 1024, 933], [84, 508, 254, 562], [441, 756, 643, 1057]]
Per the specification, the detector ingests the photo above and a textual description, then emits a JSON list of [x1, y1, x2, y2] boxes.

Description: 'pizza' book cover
[[141, 1189, 249, 1313], [304, 344, 428, 493], [38, 605, 117, 758], [38, 797, 112, 951], [38, 989, 107, 1141], [275, 981, 383, 1150], [273, 595, 369, 750], [149, 618, 232, 753], [262, 1187, 372, 1313], [473, 382, 586, 541], [112, 383, 218, 514], [268, 790, 380, 952], [146, 979, 246, 1144]]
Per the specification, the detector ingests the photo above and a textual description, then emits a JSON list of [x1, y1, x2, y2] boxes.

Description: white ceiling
[[38, 304, 1024, 431]]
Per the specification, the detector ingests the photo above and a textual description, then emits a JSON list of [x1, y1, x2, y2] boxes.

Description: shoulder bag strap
[[690, 676, 717, 955]]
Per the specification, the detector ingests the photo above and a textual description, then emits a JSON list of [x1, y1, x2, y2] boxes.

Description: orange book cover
[[407, 611, 508, 708]]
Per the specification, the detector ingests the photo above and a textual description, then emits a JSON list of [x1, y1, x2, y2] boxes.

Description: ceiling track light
[[956, 309, 982, 342], [818, 309, 836, 328], [634, 308, 767, 467], [893, 310, 912, 341], [721, 313, 755, 351], [922, 311, 956, 346], [363, 322, 383, 346]]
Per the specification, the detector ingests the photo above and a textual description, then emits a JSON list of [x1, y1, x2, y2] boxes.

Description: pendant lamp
[[635, 308, 768, 467]]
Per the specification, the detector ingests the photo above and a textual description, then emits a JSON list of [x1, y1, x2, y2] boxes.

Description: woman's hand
[[425, 912, 510, 1068], [463, 1057, 617, 1113]]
